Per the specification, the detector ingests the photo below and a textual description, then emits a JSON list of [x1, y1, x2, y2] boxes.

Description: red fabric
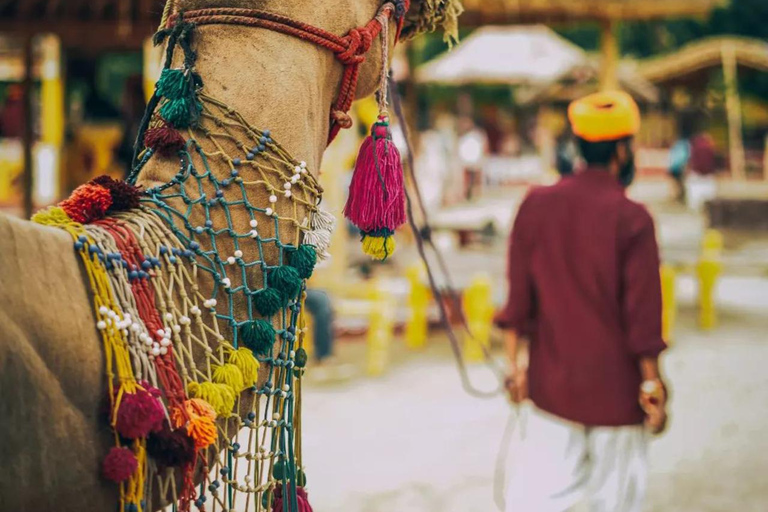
[[495, 168, 667, 426], [689, 133, 717, 176]]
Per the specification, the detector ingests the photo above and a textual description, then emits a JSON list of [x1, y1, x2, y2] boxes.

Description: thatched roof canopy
[[458, 0, 721, 25]]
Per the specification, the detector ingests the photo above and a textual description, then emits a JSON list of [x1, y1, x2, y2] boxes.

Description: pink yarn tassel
[[343, 118, 405, 234]]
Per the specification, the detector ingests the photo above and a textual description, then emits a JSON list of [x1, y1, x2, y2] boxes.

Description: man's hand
[[505, 368, 528, 404], [639, 379, 668, 435]]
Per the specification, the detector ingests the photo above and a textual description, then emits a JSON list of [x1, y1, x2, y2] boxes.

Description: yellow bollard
[[366, 280, 394, 377], [660, 264, 677, 345], [697, 229, 723, 331], [405, 263, 429, 350], [463, 273, 494, 362]]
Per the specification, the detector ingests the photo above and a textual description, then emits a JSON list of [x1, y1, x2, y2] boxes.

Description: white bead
[[244, 475, 251, 483], [269, 195, 277, 203], [222, 278, 231, 288], [284, 190, 292, 198], [227, 256, 236, 265], [190, 305, 201, 316], [151, 347, 161, 356], [291, 174, 300, 183], [249, 219, 258, 228], [99, 306, 108, 315], [156, 329, 165, 338], [234, 250, 243, 258], [165, 313, 173, 322], [97, 321, 107, 330], [124, 313, 131, 322], [284, 182, 291, 190], [121, 329, 128, 337], [280, 390, 288, 398], [172, 324, 181, 334], [282, 384, 290, 392], [160, 346, 168, 355], [210, 299, 218, 307], [300, 161, 307, 168], [139, 332, 148, 342], [289, 350, 296, 358], [250, 230, 258, 238], [180, 316, 190, 325], [131, 323, 141, 333], [145, 338, 154, 347], [164, 329, 172, 339], [294, 166, 302, 174], [273, 413, 280, 420], [265, 208, 273, 216], [269, 420, 277, 428], [160, 338, 172, 347], [203, 299, 212, 308]]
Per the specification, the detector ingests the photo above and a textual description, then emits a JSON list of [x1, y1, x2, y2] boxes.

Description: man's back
[[496, 168, 666, 426]]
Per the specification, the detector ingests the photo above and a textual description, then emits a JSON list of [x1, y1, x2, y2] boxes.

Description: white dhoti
[[506, 404, 648, 512]]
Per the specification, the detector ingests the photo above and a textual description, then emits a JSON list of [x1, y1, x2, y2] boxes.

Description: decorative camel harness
[[32, 2, 409, 511]]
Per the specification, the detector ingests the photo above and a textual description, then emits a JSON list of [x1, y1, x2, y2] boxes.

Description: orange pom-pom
[[186, 416, 217, 449], [171, 398, 217, 428], [60, 183, 112, 224]]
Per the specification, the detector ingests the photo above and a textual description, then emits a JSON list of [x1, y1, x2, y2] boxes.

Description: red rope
[[169, 3, 397, 144]]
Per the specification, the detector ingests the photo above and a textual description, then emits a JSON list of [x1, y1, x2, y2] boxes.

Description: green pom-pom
[[294, 348, 308, 368], [156, 69, 188, 99], [159, 97, 202, 129], [262, 490, 272, 509], [253, 288, 285, 317], [289, 244, 318, 279], [297, 469, 307, 487], [272, 460, 285, 480], [240, 319, 276, 356], [268, 265, 302, 302]]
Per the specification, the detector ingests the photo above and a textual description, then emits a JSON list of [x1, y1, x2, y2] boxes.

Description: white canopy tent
[[415, 25, 587, 85]]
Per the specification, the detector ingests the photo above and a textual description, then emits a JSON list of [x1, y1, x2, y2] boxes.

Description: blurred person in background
[[495, 91, 668, 512], [555, 121, 578, 178], [456, 115, 488, 201], [668, 111, 695, 203]]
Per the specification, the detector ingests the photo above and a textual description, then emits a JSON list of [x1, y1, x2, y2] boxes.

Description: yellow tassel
[[212, 363, 245, 392], [362, 235, 396, 260], [228, 348, 260, 388], [188, 381, 236, 417], [31, 206, 72, 226]]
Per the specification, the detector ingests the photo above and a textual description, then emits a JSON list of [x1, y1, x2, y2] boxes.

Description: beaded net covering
[[32, 17, 334, 512]]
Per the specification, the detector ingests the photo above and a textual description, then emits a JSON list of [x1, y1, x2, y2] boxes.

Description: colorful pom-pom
[[268, 265, 302, 302], [272, 484, 314, 512], [90, 175, 142, 211], [187, 381, 236, 417], [147, 425, 196, 469], [156, 68, 188, 99], [240, 319, 276, 356], [102, 446, 138, 482], [31, 206, 71, 226], [229, 348, 260, 387], [212, 363, 245, 392], [160, 97, 202, 129], [60, 183, 113, 224], [294, 347, 308, 368], [289, 245, 317, 279], [254, 288, 285, 316], [361, 233, 395, 261], [144, 124, 186, 157], [114, 386, 166, 439], [186, 415, 217, 449]]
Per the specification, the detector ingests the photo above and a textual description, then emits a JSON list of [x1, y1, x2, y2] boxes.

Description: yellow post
[[660, 264, 677, 345], [722, 42, 746, 181], [697, 229, 723, 330], [38, 34, 64, 205], [366, 280, 394, 377], [405, 263, 429, 350], [143, 37, 164, 103], [598, 18, 619, 91], [463, 273, 493, 362]]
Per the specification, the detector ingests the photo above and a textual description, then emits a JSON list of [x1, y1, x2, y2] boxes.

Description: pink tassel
[[272, 485, 314, 512], [343, 118, 405, 235]]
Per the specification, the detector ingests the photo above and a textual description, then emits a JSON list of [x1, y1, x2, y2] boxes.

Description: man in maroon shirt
[[496, 91, 667, 512]]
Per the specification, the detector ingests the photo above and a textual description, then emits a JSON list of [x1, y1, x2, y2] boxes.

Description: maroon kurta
[[495, 168, 667, 426]]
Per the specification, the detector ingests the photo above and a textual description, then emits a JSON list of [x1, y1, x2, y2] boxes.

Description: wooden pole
[[722, 42, 746, 180], [599, 18, 619, 91], [22, 33, 34, 219]]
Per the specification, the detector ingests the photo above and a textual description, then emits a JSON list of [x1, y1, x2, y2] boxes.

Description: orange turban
[[568, 91, 640, 142]]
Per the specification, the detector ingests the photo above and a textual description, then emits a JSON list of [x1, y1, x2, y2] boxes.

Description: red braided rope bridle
[[168, 1, 408, 145]]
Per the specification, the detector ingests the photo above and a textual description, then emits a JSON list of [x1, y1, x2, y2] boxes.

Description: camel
[[0, 1, 460, 511]]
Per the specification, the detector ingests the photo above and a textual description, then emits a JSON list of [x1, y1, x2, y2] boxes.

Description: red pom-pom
[[115, 386, 166, 439], [272, 485, 314, 512], [60, 183, 112, 224], [102, 446, 138, 482], [343, 119, 405, 233], [147, 424, 196, 469], [90, 175, 142, 211], [144, 124, 186, 157]]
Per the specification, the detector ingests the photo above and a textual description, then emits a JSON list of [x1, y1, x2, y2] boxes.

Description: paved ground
[[300, 286, 768, 511]]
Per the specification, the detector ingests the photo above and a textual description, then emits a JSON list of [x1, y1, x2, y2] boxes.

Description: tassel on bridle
[[343, 9, 406, 261]]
